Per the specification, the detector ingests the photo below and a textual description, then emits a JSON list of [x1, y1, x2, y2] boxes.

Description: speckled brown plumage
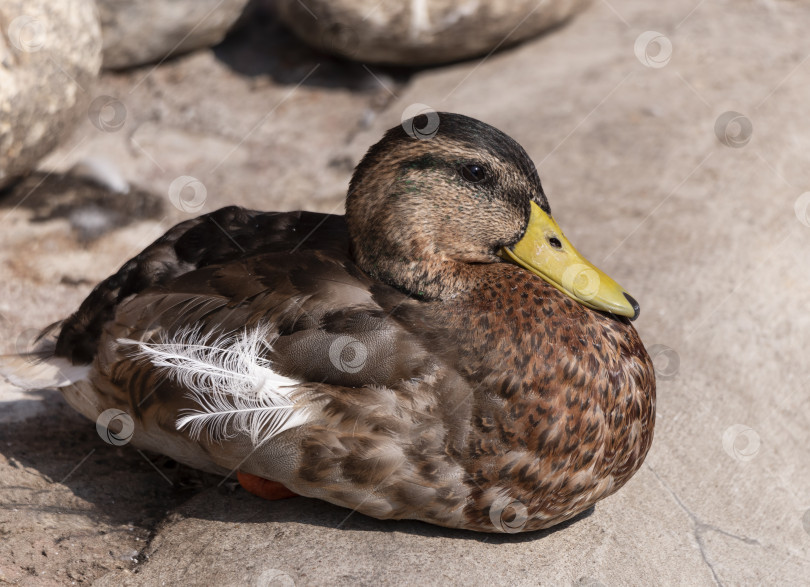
[[32, 113, 654, 532]]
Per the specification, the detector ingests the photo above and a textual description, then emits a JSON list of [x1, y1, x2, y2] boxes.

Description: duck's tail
[[1, 346, 102, 425], [0, 351, 91, 390], [1, 321, 90, 389]]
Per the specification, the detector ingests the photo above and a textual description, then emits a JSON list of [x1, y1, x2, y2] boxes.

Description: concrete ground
[[1, 0, 809, 584]]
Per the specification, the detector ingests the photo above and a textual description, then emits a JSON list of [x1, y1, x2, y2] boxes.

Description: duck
[[1, 113, 655, 533]]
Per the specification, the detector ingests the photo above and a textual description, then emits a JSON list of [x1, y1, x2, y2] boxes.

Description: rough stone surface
[[97, 0, 250, 69], [2, 0, 810, 584], [275, 0, 591, 65], [0, 0, 102, 189]]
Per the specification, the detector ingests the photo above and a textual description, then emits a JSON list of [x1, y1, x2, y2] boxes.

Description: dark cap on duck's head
[[345, 112, 640, 320], [348, 112, 550, 218]]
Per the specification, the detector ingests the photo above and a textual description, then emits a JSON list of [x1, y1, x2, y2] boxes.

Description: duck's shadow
[[1, 389, 592, 542], [192, 486, 594, 544]]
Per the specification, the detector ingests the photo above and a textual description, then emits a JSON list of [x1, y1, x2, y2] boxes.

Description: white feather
[[120, 324, 308, 446]]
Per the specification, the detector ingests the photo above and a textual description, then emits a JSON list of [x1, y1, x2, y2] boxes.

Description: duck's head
[[346, 112, 639, 320]]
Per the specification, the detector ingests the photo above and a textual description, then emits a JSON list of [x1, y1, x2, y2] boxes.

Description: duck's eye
[[459, 164, 487, 183], [548, 236, 562, 249]]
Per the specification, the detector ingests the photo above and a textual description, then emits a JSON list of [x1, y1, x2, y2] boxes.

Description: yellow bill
[[500, 201, 640, 320]]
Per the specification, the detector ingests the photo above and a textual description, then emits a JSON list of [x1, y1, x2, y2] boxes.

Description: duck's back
[[55, 206, 350, 364]]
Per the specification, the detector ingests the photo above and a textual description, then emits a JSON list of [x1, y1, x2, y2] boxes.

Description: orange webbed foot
[[237, 471, 299, 500]]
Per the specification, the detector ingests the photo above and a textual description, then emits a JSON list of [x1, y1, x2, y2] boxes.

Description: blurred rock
[[0, 0, 101, 189], [97, 0, 251, 69], [274, 0, 591, 65]]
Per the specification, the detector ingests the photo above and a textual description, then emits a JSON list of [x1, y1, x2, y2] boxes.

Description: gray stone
[[274, 0, 591, 65], [0, 0, 101, 189], [97, 0, 251, 69]]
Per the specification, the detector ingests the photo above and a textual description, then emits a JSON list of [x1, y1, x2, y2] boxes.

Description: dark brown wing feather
[[55, 207, 348, 363]]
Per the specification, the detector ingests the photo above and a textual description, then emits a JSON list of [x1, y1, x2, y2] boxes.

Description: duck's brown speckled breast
[[423, 263, 656, 531]]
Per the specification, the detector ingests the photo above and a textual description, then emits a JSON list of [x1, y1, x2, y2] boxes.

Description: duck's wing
[[3, 204, 411, 426], [103, 249, 436, 412], [53, 206, 348, 364], [87, 235, 472, 525]]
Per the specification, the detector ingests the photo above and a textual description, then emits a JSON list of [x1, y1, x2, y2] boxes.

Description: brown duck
[[3, 113, 655, 533]]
